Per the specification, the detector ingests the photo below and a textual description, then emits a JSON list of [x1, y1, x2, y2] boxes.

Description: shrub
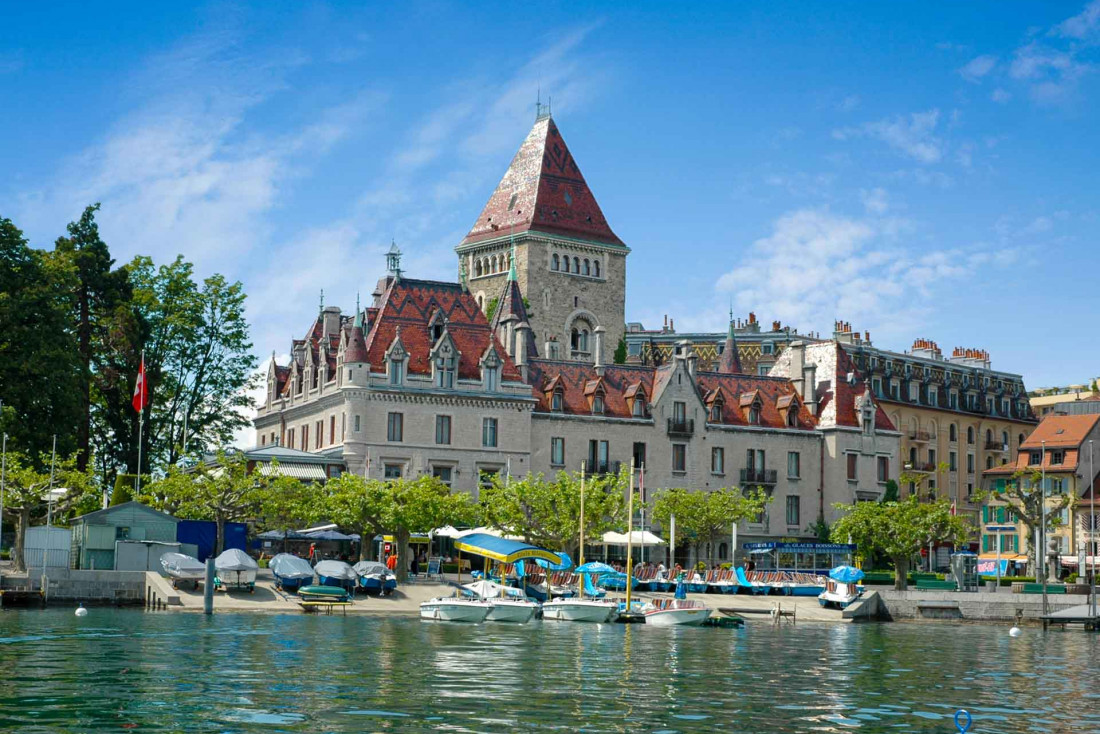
[[112, 474, 139, 505]]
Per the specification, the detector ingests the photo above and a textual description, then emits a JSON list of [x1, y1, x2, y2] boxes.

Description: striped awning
[[257, 463, 327, 480]]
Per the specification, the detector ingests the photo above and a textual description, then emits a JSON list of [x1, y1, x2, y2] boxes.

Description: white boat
[[542, 598, 617, 623], [642, 599, 712, 626], [818, 579, 861, 609], [213, 548, 258, 592], [160, 552, 206, 589], [462, 580, 539, 623], [419, 597, 492, 622]]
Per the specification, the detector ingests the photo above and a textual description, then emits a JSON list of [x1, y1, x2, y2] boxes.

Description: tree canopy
[[650, 486, 771, 566], [831, 497, 971, 590]]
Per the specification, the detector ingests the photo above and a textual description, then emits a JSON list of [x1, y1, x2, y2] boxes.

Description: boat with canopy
[[819, 565, 864, 609], [353, 561, 397, 595], [213, 549, 258, 592], [461, 579, 538, 623], [641, 598, 712, 626], [160, 552, 205, 590], [314, 560, 358, 592], [269, 553, 315, 592]]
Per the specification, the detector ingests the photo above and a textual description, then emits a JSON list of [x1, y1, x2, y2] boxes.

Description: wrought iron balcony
[[740, 468, 778, 486], [904, 461, 937, 473], [985, 440, 1007, 452], [909, 430, 931, 442], [667, 418, 694, 437]]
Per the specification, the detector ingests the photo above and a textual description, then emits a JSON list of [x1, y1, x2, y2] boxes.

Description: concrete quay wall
[[877, 588, 1091, 622], [1, 569, 147, 606]]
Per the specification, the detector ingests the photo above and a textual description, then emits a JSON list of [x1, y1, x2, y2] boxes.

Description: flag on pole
[[132, 355, 149, 413]]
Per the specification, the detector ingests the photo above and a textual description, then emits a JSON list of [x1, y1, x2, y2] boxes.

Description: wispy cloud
[[959, 54, 998, 82], [833, 109, 943, 164], [1056, 0, 1100, 40]]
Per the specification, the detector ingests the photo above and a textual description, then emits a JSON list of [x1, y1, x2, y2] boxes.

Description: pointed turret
[[459, 115, 623, 248], [490, 242, 538, 359], [717, 319, 743, 374]]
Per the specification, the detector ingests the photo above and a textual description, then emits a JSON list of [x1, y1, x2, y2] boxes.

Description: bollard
[[203, 558, 215, 615]]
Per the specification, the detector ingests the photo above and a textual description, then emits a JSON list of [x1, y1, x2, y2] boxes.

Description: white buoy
[[1009, 626, 1021, 637], [75, 604, 88, 617]]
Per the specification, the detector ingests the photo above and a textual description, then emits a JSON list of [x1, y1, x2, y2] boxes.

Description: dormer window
[[389, 358, 404, 385], [435, 355, 456, 389], [710, 403, 723, 422], [749, 406, 761, 424], [741, 391, 763, 425], [789, 408, 799, 427], [633, 399, 645, 418], [551, 390, 564, 412], [592, 394, 605, 414], [485, 365, 499, 391], [481, 346, 502, 392]]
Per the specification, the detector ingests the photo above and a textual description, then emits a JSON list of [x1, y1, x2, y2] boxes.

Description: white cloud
[[1056, 0, 1100, 40], [959, 54, 998, 82], [991, 88, 1012, 103], [838, 94, 861, 112], [834, 109, 943, 164], [860, 187, 889, 214], [714, 207, 1014, 337]]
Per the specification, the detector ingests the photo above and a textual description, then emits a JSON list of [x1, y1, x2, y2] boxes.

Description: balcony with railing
[[667, 418, 694, 437], [909, 430, 931, 443], [985, 440, 1008, 452], [740, 468, 778, 487], [905, 461, 937, 473]]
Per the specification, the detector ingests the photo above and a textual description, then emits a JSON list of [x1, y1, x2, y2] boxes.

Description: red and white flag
[[132, 355, 149, 413]]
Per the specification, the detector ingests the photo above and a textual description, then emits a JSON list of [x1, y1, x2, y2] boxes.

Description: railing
[[905, 461, 936, 473], [985, 440, 1007, 451], [740, 468, 778, 486], [909, 430, 931, 442], [588, 460, 621, 476], [667, 418, 694, 437]]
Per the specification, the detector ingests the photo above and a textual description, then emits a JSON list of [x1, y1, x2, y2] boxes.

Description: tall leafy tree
[[0, 217, 82, 463], [322, 474, 390, 562], [257, 473, 319, 553], [1, 450, 94, 572], [831, 497, 971, 590], [383, 476, 478, 583], [480, 469, 630, 560], [53, 204, 131, 471], [651, 486, 771, 566]]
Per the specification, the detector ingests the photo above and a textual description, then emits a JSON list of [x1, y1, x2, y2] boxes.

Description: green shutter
[[1013, 535, 1019, 552], [982, 506, 988, 523], [997, 507, 1005, 523]]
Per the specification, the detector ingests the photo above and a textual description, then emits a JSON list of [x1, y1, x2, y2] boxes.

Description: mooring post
[[203, 558, 215, 615]]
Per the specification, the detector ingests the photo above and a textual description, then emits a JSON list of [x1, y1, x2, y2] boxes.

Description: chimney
[[802, 363, 818, 416], [321, 306, 341, 339], [515, 322, 531, 382], [788, 341, 806, 398], [593, 326, 606, 372]]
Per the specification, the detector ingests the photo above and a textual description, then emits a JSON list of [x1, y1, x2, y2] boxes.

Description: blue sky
[[4, 1, 1099, 391]]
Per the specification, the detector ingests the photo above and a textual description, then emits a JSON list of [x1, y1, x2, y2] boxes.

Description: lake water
[[0, 610, 1097, 733]]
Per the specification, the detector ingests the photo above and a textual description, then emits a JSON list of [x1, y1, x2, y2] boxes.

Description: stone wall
[[877, 588, 1088, 622], [2, 569, 147, 605]]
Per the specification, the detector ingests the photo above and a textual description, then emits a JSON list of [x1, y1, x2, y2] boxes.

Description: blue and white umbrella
[[575, 561, 618, 575], [535, 551, 573, 571], [828, 565, 865, 583]]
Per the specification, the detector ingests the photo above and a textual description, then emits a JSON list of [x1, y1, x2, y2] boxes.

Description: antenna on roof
[[535, 86, 551, 121], [319, 288, 324, 313]]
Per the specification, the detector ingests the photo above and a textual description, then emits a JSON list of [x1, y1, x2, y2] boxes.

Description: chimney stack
[[789, 341, 806, 398], [802, 363, 818, 416], [593, 326, 606, 373], [515, 322, 531, 382]]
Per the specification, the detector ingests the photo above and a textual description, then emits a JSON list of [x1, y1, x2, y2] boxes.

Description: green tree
[[92, 255, 256, 482], [257, 473, 318, 553], [480, 469, 630, 560], [974, 468, 1074, 581], [142, 452, 266, 554], [1, 450, 94, 571], [881, 479, 899, 503], [112, 474, 138, 505], [53, 204, 131, 472], [651, 486, 770, 565], [0, 217, 83, 464], [384, 476, 478, 583], [831, 497, 971, 590], [321, 474, 390, 562], [613, 337, 628, 365]]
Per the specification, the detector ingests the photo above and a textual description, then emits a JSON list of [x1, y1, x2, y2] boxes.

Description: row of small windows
[[551, 253, 600, 278], [385, 412, 499, 448], [473, 253, 511, 278]]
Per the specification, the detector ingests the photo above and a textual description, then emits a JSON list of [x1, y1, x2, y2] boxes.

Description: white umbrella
[[432, 525, 461, 538], [601, 530, 666, 546]]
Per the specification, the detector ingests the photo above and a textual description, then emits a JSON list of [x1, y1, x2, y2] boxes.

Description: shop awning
[[381, 533, 431, 544], [256, 462, 328, 480], [453, 533, 561, 564]]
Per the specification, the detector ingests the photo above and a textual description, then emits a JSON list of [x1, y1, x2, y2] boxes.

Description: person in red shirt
[[386, 553, 398, 571]]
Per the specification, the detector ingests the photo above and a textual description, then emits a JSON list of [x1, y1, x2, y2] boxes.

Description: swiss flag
[[132, 355, 149, 413]]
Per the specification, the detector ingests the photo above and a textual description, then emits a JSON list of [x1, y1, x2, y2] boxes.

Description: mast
[[625, 458, 635, 610]]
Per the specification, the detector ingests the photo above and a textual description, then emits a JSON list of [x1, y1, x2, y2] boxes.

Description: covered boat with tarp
[[269, 553, 315, 592], [214, 548, 258, 592], [314, 560, 358, 592], [353, 561, 397, 595], [160, 552, 205, 590], [819, 565, 864, 609]]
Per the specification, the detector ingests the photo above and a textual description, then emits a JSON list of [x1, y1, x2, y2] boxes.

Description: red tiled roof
[[364, 278, 520, 381], [1020, 414, 1100, 450], [695, 373, 815, 429], [822, 345, 897, 431], [460, 116, 623, 248]]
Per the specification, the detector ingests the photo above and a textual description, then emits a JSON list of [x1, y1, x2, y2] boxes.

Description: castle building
[[253, 111, 905, 554]]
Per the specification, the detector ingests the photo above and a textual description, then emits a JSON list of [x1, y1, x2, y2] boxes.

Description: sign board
[[977, 559, 1010, 577], [427, 557, 442, 577], [741, 542, 857, 553]]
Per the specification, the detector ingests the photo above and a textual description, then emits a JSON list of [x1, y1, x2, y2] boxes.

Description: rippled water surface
[[1, 609, 1098, 733]]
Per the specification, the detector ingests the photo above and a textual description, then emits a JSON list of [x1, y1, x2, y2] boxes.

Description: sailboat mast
[[626, 458, 635, 609]]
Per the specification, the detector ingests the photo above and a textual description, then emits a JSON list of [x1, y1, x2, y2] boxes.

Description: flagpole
[[136, 349, 145, 496]]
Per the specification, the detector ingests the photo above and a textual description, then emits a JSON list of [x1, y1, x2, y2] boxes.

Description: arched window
[[967, 426, 974, 444], [949, 424, 957, 442], [710, 403, 722, 422], [562, 256, 570, 273], [1001, 431, 1009, 447], [718, 542, 728, 560], [573, 256, 580, 273], [909, 447, 917, 465], [787, 408, 798, 427], [552, 254, 559, 271], [594, 260, 600, 278], [475, 260, 483, 277], [633, 399, 645, 418], [592, 394, 605, 414], [583, 258, 590, 276], [986, 429, 992, 445], [551, 389, 564, 412], [1018, 433, 1025, 447], [986, 456, 994, 470], [490, 255, 497, 273]]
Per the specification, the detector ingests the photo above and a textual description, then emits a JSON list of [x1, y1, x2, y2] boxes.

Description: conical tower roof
[[460, 115, 623, 248], [717, 320, 743, 374], [489, 244, 538, 359]]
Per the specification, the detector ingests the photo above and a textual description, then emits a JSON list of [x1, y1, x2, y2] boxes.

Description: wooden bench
[[914, 579, 956, 591]]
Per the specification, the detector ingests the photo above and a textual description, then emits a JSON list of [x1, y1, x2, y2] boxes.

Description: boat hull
[[542, 600, 616, 623], [645, 607, 712, 626], [420, 599, 491, 622], [486, 600, 539, 623]]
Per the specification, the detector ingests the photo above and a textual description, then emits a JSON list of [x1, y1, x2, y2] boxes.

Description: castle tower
[[456, 110, 629, 363]]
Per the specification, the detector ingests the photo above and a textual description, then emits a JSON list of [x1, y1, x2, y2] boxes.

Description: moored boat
[[462, 580, 538, 623], [353, 561, 397, 595], [160, 552, 205, 590], [314, 560, 358, 592], [213, 549, 258, 592], [818, 565, 864, 609], [419, 596, 492, 622], [642, 598, 712, 626], [298, 584, 351, 602], [542, 598, 617, 623], [269, 553, 315, 592]]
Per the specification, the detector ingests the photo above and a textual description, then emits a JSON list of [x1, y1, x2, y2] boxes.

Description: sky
[[4, 1, 1100, 401]]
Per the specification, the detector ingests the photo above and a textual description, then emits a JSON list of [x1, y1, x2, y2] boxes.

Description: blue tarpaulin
[[535, 551, 573, 570], [177, 520, 246, 561], [828, 565, 865, 583]]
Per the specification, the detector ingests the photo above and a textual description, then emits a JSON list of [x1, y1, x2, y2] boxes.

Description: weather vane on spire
[[535, 86, 551, 120], [319, 288, 325, 313]]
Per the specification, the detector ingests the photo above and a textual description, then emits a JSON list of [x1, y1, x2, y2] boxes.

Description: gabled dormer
[[544, 374, 565, 412], [776, 393, 801, 428], [266, 352, 278, 406], [740, 390, 764, 425], [430, 328, 460, 389], [303, 345, 317, 391], [384, 327, 408, 386], [704, 387, 727, 423], [856, 383, 877, 435], [624, 382, 648, 418], [480, 343, 502, 391], [583, 377, 607, 415], [428, 308, 448, 344]]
